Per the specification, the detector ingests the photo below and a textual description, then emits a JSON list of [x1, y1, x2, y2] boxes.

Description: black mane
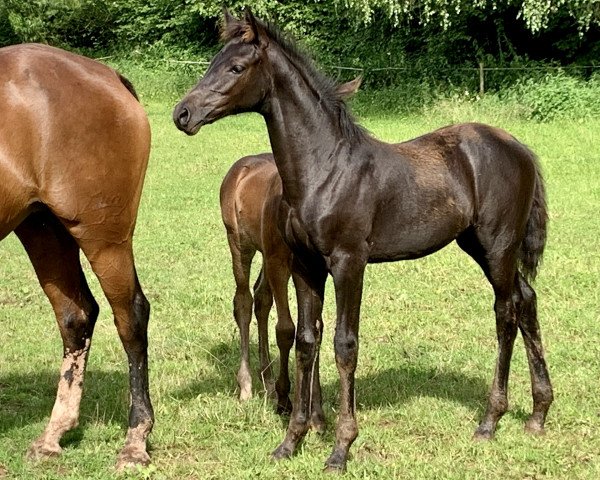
[[224, 17, 369, 143]]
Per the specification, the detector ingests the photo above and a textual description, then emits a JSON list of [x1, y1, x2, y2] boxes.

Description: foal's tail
[[518, 154, 548, 282]]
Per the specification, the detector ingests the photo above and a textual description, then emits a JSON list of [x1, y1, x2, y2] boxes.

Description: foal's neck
[[261, 48, 352, 205]]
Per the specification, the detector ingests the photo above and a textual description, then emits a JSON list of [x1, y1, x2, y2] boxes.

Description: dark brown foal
[[174, 10, 553, 472], [0, 43, 152, 469]]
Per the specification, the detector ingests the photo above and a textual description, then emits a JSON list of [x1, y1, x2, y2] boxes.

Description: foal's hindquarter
[[0, 44, 153, 468]]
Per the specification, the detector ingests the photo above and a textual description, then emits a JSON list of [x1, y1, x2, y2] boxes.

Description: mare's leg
[[15, 212, 99, 459], [253, 267, 275, 396], [226, 234, 256, 401], [324, 248, 367, 472], [264, 257, 295, 415], [272, 257, 327, 460], [78, 240, 153, 469], [516, 273, 553, 434], [457, 230, 519, 440]]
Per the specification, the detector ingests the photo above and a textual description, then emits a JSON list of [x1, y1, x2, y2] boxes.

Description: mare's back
[[0, 44, 150, 241]]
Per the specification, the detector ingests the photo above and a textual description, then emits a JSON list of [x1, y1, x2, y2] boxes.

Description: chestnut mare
[[0, 44, 153, 469], [174, 11, 553, 472], [220, 78, 360, 414]]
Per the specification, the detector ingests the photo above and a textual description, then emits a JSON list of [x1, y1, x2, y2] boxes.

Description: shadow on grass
[[172, 339, 490, 414], [0, 369, 128, 443]]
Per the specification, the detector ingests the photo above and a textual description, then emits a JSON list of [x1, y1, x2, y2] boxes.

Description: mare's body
[[0, 43, 153, 468], [174, 11, 552, 472]]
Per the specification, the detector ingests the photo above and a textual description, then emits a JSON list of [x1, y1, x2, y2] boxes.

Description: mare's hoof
[[116, 446, 151, 471], [26, 440, 62, 461], [271, 443, 293, 461], [276, 397, 293, 415], [26, 436, 62, 461], [524, 419, 545, 436], [239, 387, 252, 402]]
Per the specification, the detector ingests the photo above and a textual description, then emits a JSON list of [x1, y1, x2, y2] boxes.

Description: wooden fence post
[[479, 61, 485, 95]]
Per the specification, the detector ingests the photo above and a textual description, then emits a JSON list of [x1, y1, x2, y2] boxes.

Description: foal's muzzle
[[173, 99, 218, 136]]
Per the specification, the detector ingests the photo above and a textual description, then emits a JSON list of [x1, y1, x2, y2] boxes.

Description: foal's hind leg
[[253, 267, 276, 396], [516, 274, 553, 434], [227, 235, 256, 401], [457, 232, 519, 440], [78, 241, 153, 469], [15, 212, 99, 460]]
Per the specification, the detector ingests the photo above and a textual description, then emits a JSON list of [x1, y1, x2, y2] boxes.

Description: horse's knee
[[233, 288, 252, 325], [295, 328, 317, 364], [276, 320, 295, 350], [59, 298, 99, 351], [334, 330, 358, 369]]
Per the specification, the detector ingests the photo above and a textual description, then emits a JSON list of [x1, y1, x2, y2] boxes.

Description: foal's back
[[220, 153, 282, 252]]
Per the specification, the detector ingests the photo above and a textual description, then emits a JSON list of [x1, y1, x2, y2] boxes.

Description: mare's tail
[[518, 154, 548, 282]]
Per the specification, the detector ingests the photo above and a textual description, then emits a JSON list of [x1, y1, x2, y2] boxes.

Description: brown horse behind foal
[[0, 44, 153, 468], [220, 78, 361, 414]]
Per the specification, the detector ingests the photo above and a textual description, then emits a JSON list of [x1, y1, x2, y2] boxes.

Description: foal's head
[[173, 9, 271, 135]]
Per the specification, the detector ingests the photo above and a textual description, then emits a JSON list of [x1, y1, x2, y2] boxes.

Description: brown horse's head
[[173, 9, 271, 135]]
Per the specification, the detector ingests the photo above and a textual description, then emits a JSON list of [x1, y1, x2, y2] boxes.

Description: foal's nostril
[[178, 106, 191, 127]]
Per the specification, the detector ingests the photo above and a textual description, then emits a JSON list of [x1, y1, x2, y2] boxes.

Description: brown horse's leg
[[78, 241, 153, 469], [272, 257, 326, 460], [14, 212, 99, 460], [253, 267, 275, 396], [324, 249, 367, 473], [227, 234, 255, 401], [516, 273, 553, 434]]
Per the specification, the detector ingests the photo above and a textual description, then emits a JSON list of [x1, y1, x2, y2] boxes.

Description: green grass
[[0, 93, 599, 479]]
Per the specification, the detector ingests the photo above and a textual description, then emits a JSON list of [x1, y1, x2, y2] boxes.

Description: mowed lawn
[[0, 95, 599, 479]]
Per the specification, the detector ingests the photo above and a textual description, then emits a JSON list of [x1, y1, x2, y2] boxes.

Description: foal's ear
[[221, 8, 242, 40], [336, 76, 363, 100], [243, 7, 268, 48], [222, 8, 236, 28]]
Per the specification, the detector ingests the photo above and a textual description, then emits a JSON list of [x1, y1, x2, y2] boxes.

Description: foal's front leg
[[324, 249, 367, 472], [272, 261, 326, 459]]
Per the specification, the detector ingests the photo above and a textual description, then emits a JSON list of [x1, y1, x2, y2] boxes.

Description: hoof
[[116, 446, 151, 471], [324, 454, 347, 474], [271, 443, 293, 461], [310, 414, 326, 434], [524, 419, 545, 436], [26, 439, 62, 461], [472, 428, 494, 442], [239, 385, 252, 402]]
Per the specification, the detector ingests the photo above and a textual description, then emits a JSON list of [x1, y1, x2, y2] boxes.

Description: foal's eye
[[230, 65, 245, 74]]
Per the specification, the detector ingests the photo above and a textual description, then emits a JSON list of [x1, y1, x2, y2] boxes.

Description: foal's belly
[[367, 209, 470, 262]]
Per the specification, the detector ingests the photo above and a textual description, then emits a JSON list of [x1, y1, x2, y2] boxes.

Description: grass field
[[0, 91, 599, 479]]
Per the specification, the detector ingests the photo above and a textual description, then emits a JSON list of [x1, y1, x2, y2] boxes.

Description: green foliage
[[338, 0, 600, 33], [2, 0, 118, 49], [503, 71, 600, 121]]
